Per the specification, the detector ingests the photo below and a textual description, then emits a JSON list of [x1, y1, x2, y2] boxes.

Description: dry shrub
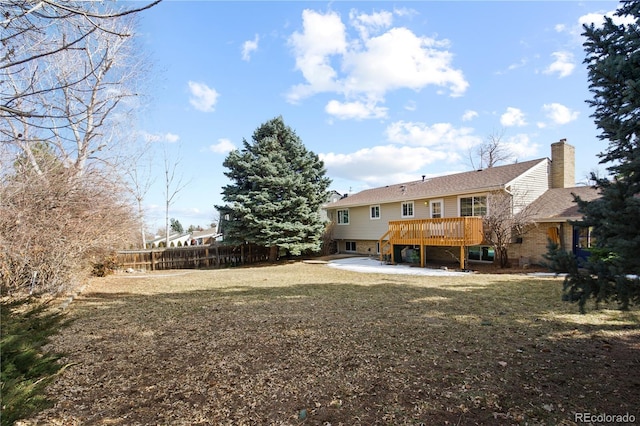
[[0, 164, 136, 296]]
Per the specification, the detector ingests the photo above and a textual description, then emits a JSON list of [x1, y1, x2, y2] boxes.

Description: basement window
[[468, 246, 494, 262], [345, 241, 357, 252]]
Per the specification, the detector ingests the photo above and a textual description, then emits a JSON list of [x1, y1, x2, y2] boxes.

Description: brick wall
[[508, 222, 572, 265]]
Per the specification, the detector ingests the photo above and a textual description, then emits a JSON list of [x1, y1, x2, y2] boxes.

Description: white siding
[[509, 160, 550, 213]]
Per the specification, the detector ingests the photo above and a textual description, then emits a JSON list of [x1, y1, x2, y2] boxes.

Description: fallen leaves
[[21, 262, 640, 425]]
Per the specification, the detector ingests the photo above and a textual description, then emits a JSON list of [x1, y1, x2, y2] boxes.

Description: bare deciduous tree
[[1, 0, 160, 119], [162, 145, 190, 247], [469, 129, 514, 170], [482, 190, 539, 268], [2, 11, 148, 179], [124, 146, 156, 248], [0, 1, 158, 296]]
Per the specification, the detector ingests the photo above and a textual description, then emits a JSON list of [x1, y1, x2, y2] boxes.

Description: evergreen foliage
[[170, 218, 184, 234], [216, 117, 331, 258], [553, 1, 640, 311], [0, 299, 67, 425]]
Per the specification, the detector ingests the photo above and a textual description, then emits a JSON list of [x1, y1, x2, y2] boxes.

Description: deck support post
[[459, 245, 465, 270]]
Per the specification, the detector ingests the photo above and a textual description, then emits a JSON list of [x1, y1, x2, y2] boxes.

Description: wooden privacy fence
[[117, 244, 270, 271]]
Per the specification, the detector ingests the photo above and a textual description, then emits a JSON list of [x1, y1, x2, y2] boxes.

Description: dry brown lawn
[[23, 261, 640, 425]]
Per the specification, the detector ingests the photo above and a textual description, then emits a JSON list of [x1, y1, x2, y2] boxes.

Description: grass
[[16, 261, 640, 425], [0, 298, 68, 426]]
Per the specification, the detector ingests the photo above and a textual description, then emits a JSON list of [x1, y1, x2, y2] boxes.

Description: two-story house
[[323, 139, 600, 269]]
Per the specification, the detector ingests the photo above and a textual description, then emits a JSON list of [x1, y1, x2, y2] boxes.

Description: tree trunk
[[496, 246, 511, 268], [269, 245, 278, 262]]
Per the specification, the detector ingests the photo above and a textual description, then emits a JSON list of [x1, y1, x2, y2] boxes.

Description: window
[[345, 241, 356, 252], [337, 209, 349, 225], [370, 205, 380, 220], [577, 226, 595, 249], [401, 201, 414, 218], [430, 199, 443, 218], [460, 196, 487, 217], [468, 246, 494, 262]]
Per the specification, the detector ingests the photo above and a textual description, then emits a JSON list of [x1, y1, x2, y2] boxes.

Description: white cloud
[[325, 99, 388, 120], [579, 10, 636, 28], [342, 27, 468, 98], [556, 8, 637, 43], [544, 51, 575, 78], [209, 138, 236, 154], [462, 110, 478, 122], [286, 9, 468, 114], [385, 121, 481, 151], [542, 103, 579, 125], [241, 34, 259, 61], [141, 131, 180, 143], [188, 81, 219, 112], [495, 58, 527, 75], [349, 9, 393, 39], [287, 9, 347, 103], [503, 134, 541, 159], [500, 107, 527, 127], [320, 145, 456, 186], [404, 100, 417, 111]]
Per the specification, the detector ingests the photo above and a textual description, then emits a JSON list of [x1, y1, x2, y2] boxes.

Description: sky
[[133, 0, 628, 233]]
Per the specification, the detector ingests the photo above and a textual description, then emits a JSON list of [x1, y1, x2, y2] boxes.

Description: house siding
[[324, 140, 586, 266], [509, 160, 550, 213]]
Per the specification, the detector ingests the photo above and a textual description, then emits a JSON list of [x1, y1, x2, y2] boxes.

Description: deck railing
[[379, 217, 484, 267]]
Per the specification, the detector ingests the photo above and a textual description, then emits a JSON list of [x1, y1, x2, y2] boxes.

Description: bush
[[91, 254, 119, 277]]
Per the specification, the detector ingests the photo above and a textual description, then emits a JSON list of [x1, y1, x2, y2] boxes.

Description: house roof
[[149, 232, 190, 244], [191, 228, 220, 239], [328, 158, 548, 208], [529, 185, 601, 221]]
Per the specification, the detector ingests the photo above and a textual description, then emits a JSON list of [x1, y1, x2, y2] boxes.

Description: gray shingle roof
[[528, 186, 601, 221], [329, 158, 547, 208]]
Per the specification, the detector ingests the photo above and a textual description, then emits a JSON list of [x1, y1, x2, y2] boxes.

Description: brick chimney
[[550, 139, 575, 189]]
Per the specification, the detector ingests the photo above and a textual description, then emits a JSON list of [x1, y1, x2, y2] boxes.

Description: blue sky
[[134, 0, 626, 232]]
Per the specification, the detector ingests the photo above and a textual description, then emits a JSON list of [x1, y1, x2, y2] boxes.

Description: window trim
[[370, 205, 381, 220], [401, 201, 415, 218], [458, 194, 487, 217], [430, 199, 444, 218], [337, 209, 349, 225]]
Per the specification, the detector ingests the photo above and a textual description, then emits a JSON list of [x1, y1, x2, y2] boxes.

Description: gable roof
[[529, 186, 601, 222], [190, 227, 219, 239], [328, 158, 548, 208]]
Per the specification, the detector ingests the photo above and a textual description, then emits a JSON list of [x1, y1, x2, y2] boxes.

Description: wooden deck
[[379, 217, 484, 269]]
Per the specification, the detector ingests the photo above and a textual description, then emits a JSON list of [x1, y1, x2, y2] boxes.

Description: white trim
[[337, 208, 350, 225], [370, 204, 381, 220], [457, 193, 488, 217], [401, 201, 415, 218], [430, 198, 444, 218]]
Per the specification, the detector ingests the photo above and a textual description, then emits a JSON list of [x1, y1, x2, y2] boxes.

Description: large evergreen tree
[[216, 117, 331, 260], [557, 1, 640, 311]]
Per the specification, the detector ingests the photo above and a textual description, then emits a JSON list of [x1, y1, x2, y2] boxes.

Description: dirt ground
[[22, 261, 640, 425]]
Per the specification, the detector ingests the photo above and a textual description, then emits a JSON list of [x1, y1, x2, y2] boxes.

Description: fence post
[[150, 250, 155, 271], [205, 247, 209, 267]]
